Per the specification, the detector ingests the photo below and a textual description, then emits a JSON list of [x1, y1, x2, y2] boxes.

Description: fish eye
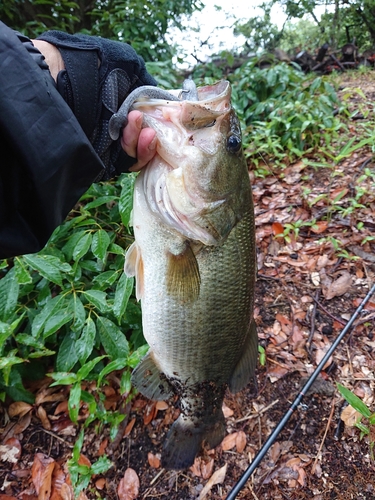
[[227, 135, 242, 153]]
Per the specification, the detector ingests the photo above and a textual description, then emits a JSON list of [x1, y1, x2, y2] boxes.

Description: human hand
[[121, 111, 157, 172]]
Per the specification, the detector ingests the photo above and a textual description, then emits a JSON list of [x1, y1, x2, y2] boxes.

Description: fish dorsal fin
[[124, 241, 144, 300], [131, 351, 173, 400], [166, 243, 200, 303], [229, 319, 258, 393]]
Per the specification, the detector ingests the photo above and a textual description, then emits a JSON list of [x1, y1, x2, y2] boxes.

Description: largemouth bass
[[117, 80, 257, 470]]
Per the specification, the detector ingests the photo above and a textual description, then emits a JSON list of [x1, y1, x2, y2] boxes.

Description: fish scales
[[123, 80, 257, 469]]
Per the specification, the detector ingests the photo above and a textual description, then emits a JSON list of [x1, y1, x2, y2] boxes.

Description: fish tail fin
[[162, 412, 226, 470]]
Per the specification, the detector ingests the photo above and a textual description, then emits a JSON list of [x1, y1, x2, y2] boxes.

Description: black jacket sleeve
[[0, 23, 156, 259]]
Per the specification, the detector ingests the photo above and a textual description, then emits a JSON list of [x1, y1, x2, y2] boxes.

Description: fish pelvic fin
[[162, 412, 226, 470], [124, 241, 144, 300], [131, 351, 173, 400], [166, 243, 200, 303], [229, 318, 258, 393]]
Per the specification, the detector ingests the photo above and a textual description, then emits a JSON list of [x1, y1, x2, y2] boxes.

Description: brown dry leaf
[[330, 187, 348, 200], [95, 478, 106, 490], [35, 387, 66, 406], [199, 464, 227, 500], [200, 458, 214, 480], [268, 366, 289, 383], [323, 272, 352, 300], [235, 431, 247, 453], [97, 438, 108, 457], [353, 298, 375, 311], [311, 221, 328, 234], [222, 403, 234, 418], [37, 405, 51, 431], [117, 468, 140, 500], [272, 222, 284, 236], [51, 462, 70, 500], [147, 452, 161, 469], [221, 432, 238, 451], [143, 402, 157, 426], [269, 442, 281, 465], [315, 347, 333, 370], [3, 437, 21, 461], [0, 496, 18, 500], [341, 405, 361, 427], [155, 401, 169, 410], [54, 401, 68, 415], [59, 484, 74, 500], [8, 401, 33, 419], [78, 454, 91, 467], [124, 418, 136, 437], [31, 453, 55, 500]]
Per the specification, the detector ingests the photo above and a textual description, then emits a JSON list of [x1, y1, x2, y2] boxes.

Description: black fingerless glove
[[36, 31, 157, 180]]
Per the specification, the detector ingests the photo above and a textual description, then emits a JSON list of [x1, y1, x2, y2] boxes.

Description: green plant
[[0, 172, 146, 403], [337, 383, 375, 459]]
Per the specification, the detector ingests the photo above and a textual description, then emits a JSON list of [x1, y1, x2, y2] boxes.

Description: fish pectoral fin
[[124, 241, 144, 300], [229, 319, 258, 393], [166, 243, 200, 302], [131, 351, 173, 401]]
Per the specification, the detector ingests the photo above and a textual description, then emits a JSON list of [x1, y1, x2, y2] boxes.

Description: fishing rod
[[226, 281, 375, 500]]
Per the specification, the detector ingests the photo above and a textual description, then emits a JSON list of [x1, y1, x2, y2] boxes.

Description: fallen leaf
[[341, 405, 361, 427], [124, 418, 136, 437], [235, 431, 247, 453], [200, 458, 214, 480], [8, 401, 33, 419], [311, 271, 320, 286], [95, 478, 106, 490], [0, 443, 20, 464], [37, 405, 51, 431], [97, 438, 108, 457], [221, 432, 238, 451], [3, 438, 21, 461], [222, 403, 234, 418], [143, 402, 157, 426], [118, 468, 140, 500], [31, 453, 55, 500], [311, 221, 328, 234], [78, 454, 91, 467], [54, 401, 69, 415], [272, 222, 284, 236], [199, 464, 227, 500], [324, 272, 352, 300], [155, 401, 169, 410], [147, 452, 161, 469]]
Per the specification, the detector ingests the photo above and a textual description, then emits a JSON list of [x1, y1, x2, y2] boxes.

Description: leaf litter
[[1, 73, 375, 499]]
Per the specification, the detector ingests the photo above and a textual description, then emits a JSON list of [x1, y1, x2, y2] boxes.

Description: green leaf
[[113, 274, 134, 322], [73, 233, 93, 261], [82, 290, 108, 313], [71, 295, 86, 330], [76, 355, 107, 382], [32, 294, 68, 338], [0, 321, 13, 355], [97, 358, 128, 386], [84, 195, 117, 210], [43, 300, 74, 339], [0, 268, 19, 321], [56, 332, 78, 372], [49, 372, 78, 385], [96, 316, 129, 359], [337, 383, 372, 418], [76, 317, 96, 364], [68, 381, 81, 424], [119, 174, 136, 227], [91, 230, 111, 261], [90, 456, 113, 475], [0, 355, 24, 371], [24, 254, 72, 286], [92, 270, 119, 288], [14, 257, 32, 284], [120, 370, 132, 394], [126, 344, 149, 368]]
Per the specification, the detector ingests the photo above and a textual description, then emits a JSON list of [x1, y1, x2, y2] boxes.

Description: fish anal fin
[[229, 319, 258, 393], [124, 242, 144, 300], [166, 243, 200, 303], [131, 351, 173, 401]]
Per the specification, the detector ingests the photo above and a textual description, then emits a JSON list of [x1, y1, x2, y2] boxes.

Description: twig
[[311, 399, 336, 474], [38, 428, 74, 448], [312, 296, 347, 326], [150, 468, 165, 485], [307, 289, 320, 353], [236, 399, 280, 423]]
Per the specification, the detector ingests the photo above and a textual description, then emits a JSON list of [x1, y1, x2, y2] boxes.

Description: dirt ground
[[1, 71, 375, 500]]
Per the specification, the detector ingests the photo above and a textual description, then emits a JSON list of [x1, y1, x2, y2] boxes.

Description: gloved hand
[[34, 31, 158, 179]]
